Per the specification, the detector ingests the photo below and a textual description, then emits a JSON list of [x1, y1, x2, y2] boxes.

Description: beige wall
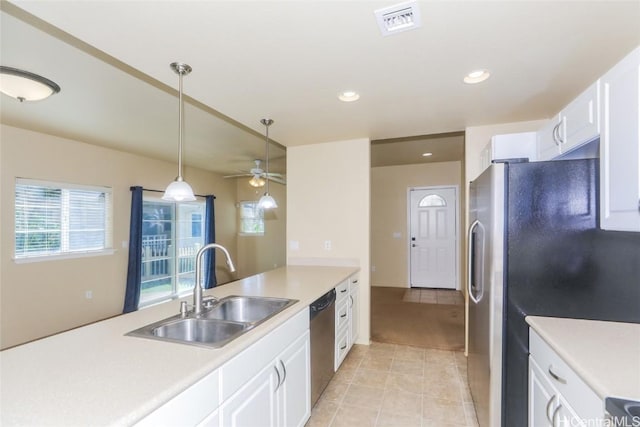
[[286, 138, 371, 344], [0, 125, 238, 349], [371, 161, 463, 289], [236, 180, 286, 278]]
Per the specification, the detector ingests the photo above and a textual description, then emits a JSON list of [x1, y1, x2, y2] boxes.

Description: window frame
[[138, 195, 206, 308], [238, 200, 265, 236], [13, 178, 114, 263]]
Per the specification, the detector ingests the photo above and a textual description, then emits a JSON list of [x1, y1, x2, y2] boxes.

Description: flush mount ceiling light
[[0, 66, 61, 102], [374, 1, 422, 36], [162, 62, 196, 202], [422, 152, 433, 157], [257, 119, 278, 209], [338, 90, 360, 102], [464, 69, 491, 84]]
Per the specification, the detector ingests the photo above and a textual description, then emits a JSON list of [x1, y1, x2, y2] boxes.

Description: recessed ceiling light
[[422, 152, 433, 157], [338, 91, 360, 102], [464, 69, 491, 84]]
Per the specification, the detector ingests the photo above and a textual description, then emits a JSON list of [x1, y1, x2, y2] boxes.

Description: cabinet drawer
[[335, 328, 349, 371], [335, 280, 349, 302], [529, 330, 603, 422], [335, 299, 349, 332]]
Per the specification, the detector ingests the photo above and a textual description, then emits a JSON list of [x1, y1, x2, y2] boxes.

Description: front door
[[408, 186, 458, 289]]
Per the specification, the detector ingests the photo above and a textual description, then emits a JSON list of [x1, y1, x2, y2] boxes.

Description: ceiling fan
[[223, 159, 286, 186]]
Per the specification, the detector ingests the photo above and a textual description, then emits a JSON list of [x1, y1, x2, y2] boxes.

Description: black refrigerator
[[467, 158, 640, 427]]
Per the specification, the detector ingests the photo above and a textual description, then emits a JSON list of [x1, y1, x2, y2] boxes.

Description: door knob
[[412, 244, 417, 247]]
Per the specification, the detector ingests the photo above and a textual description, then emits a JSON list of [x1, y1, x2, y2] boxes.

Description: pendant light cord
[[177, 70, 184, 180], [265, 122, 270, 194]]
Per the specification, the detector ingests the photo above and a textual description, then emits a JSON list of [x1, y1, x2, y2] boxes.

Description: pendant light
[[257, 119, 278, 209], [162, 62, 196, 202]]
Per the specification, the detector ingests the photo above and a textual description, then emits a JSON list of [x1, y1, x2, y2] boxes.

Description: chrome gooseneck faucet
[[193, 243, 236, 315]]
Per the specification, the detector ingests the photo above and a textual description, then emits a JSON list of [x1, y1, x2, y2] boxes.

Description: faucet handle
[[202, 296, 218, 309]]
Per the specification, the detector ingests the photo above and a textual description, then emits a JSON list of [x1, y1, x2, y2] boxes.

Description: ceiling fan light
[[162, 178, 196, 202], [258, 193, 278, 209], [249, 176, 266, 187], [0, 66, 61, 102]]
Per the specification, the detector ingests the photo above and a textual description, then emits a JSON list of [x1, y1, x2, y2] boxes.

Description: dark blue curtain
[[123, 186, 143, 313], [203, 195, 217, 289]]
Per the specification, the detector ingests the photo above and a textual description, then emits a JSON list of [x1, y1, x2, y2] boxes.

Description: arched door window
[[418, 194, 446, 207]]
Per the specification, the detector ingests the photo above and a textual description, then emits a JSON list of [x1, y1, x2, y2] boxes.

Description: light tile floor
[[306, 342, 479, 427], [402, 289, 464, 305]]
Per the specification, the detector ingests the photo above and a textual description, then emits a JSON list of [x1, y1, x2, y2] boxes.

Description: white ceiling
[[2, 1, 639, 172]]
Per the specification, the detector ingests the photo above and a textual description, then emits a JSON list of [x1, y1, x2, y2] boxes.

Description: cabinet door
[[349, 283, 359, 344], [600, 47, 640, 231], [556, 395, 587, 427], [220, 363, 278, 427], [537, 116, 562, 160], [277, 331, 311, 427], [560, 81, 600, 154], [529, 357, 555, 427]]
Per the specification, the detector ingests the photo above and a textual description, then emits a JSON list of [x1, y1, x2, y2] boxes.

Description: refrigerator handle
[[467, 220, 484, 304]]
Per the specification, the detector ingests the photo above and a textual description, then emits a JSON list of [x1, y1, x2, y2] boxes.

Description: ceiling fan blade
[[223, 173, 252, 179], [266, 175, 287, 185]]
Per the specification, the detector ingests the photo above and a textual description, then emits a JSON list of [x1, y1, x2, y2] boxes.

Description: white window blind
[[15, 178, 113, 259], [239, 201, 264, 235]]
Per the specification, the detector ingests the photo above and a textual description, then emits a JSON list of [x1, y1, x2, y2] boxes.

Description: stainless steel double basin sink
[[126, 295, 298, 348]]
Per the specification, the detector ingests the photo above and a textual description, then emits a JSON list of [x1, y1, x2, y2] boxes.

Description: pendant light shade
[[163, 62, 196, 202], [0, 66, 61, 102], [257, 119, 278, 209]]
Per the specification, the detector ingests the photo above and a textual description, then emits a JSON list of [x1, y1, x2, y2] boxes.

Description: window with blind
[[239, 201, 264, 235], [139, 198, 205, 307], [14, 179, 113, 260]]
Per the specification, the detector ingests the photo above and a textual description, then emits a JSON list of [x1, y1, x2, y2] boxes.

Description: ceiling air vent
[[374, 1, 421, 36]]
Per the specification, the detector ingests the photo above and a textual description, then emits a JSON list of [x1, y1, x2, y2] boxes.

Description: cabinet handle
[[552, 123, 561, 146], [279, 360, 287, 385], [349, 295, 353, 308], [340, 344, 347, 350], [548, 366, 567, 384], [352, 279, 358, 284], [340, 313, 347, 318], [340, 289, 347, 293], [551, 403, 562, 427], [545, 395, 556, 424], [274, 365, 281, 392]]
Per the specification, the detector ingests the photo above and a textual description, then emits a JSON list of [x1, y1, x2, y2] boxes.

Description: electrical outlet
[[85, 290, 93, 299], [289, 240, 299, 251], [324, 240, 332, 250]]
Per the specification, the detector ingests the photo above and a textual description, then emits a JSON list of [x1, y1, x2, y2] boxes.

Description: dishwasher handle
[[309, 289, 336, 320]]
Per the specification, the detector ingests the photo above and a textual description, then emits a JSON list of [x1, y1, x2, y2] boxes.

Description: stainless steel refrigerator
[[467, 158, 640, 427]]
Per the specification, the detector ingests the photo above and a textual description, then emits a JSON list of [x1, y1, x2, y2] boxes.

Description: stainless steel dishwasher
[[309, 288, 336, 407]]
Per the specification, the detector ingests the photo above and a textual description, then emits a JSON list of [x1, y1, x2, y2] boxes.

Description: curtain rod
[[129, 186, 215, 199]]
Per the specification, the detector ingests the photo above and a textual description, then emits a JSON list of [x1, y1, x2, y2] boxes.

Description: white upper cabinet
[[537, 116, 562, 161], [537, 81, 600, 161], [600, 46, 640, 232]]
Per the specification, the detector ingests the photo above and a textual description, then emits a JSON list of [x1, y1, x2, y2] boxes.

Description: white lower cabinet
[[334, 274, 360, 371], [136, 308, 310, 427], [219, 308, 311, 427], [528, 329, 603, 427], [219, 362, 279, 427]]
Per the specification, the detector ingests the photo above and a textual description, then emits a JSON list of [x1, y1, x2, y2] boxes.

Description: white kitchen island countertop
[[526, 316, 640, 401], [0, 265, 358, 426]]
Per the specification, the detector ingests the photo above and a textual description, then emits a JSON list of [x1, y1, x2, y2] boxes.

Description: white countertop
[[0, 265, 358, 426], [526, 316, 640, 401]]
